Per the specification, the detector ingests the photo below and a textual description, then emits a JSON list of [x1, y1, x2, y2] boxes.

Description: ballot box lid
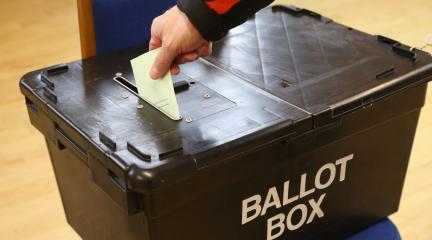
[[20, 5, 432, 194]]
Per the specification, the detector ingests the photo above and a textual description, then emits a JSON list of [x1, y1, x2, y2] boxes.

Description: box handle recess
[[55, 124, 88, 162], [25, 97, 38, 112], [89, 154, 139, 215], [108, 169, 126, 191]]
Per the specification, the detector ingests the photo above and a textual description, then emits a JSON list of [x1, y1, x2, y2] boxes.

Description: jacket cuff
[[177, 0, 227, 41]]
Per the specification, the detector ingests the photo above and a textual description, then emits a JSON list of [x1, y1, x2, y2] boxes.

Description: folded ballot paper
[[131, 49, 182, 120]]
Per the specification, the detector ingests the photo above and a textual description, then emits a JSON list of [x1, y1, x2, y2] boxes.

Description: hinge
[[377, 35, 417, 62]]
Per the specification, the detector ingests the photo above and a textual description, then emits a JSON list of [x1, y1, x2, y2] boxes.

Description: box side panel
[[143, 83, 427, 216], [148, 84, 426, 240], [45, 139, 150, 240]]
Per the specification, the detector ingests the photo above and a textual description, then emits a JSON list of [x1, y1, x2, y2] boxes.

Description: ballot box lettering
[[243, 155, 353, 239], [20, 5, 432, 240]]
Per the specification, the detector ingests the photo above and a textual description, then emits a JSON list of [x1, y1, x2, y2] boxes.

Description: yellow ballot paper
[[130, 49, 181, 120]]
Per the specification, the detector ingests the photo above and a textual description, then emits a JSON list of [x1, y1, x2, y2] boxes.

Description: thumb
[[150, 45, 177, 79]]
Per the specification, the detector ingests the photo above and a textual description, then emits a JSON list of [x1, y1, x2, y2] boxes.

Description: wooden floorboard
[[0, 0, 430, 239]]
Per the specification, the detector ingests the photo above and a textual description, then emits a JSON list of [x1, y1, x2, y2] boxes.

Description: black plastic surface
[[205, 6, 431, 114], [20, 5, 432, 240], [20, 5, 432, 194]]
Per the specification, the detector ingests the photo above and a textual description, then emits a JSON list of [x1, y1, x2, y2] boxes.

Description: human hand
[[149, 6, 212, 79]]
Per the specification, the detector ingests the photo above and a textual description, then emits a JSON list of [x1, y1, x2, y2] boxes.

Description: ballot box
[[20, 5, 432, 240]]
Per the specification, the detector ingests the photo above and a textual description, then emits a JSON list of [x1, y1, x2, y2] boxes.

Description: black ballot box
[[20, 5, 432, 240]]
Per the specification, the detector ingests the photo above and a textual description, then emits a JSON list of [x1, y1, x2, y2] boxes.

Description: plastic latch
[[392, 43, 417, 62], [126, 141, 183, 162], [127, 142, 152, 162], [40, 73, 55, 89], [377, 35, 400, 45], [272, 5, 322, 20], [45, 64, 69, 76], [43, 87, 57, 103], [99, 131, 117, 151], [173, 80, 190, 93]]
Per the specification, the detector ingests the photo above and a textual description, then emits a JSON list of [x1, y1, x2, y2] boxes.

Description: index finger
[[150, 45, 178, 80], [149, 37, 162, 51]]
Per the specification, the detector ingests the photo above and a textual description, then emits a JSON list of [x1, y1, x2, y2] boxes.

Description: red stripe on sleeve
[[205, 0, 241, 15]]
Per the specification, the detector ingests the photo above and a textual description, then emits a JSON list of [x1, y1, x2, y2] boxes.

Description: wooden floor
[[0, 0, 431, 239]]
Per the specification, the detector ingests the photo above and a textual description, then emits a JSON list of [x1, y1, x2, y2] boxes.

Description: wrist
[[173, 6, 204, 40], [176, 0, 227, 41]]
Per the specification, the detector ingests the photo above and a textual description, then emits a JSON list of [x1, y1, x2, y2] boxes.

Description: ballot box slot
[[113, 75, 190, 97], [114, 75, 139, 95]]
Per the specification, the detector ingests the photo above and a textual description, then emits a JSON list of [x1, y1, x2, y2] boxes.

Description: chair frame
[[77, 0, 96, 58]]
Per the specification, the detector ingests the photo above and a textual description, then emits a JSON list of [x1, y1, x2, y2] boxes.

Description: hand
[[149, 6, 212, 79]]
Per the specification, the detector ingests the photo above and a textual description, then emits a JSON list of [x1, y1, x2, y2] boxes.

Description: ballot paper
[[131, 49, 182, 120]]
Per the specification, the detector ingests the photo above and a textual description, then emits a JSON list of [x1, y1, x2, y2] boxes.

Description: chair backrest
[[77, 0, 176, 57], [77, 0, 96, 58]]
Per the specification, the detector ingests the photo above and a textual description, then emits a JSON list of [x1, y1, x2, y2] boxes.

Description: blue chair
[[77, 0, 176, 57], [347, 219, 401, 240], [76, 1, 402, 239]]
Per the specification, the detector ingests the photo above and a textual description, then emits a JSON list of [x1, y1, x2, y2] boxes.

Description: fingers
[[196, 42, 213, 57], [150, 44, 178, 79], [148, 6, 211, 80], [149, 16, 163, 51], [149, 37, 162, 51], [204, 42, 213, 56], [170, 65, 180, 75], [174, 52, 199, 65], [173, 42, 212, 65], [150, 43, 212, 79]]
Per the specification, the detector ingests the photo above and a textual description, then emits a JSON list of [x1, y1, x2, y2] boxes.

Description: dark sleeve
[[177, 0, 274, 41]]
